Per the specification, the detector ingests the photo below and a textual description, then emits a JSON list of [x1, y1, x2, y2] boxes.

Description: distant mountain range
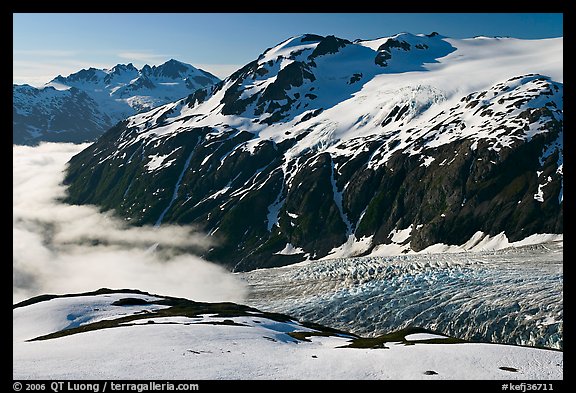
[[13, 59, 220, 144], [63, 32, 563, 271]]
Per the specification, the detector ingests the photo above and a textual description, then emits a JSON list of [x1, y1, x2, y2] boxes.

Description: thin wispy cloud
[[13, 50, 170, 86], [117, 51, 171, 64], [13, 44, 241, 86], [13, 143, 248, 304], [13, 59, 118, 86], [14, 49, 79, 57]]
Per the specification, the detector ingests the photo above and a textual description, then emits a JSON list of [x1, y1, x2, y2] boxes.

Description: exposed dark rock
[[260, 62, 315, 102], [112, 298, 151, 306], [375, 51, 392, 66], [62, 36, 562, 272], [377, 39, 411, 53], [308, 35, 351, 59], [296, 108, 323, 125], [375, 38, 411, 67], [301, 34, 324, 43], [185, 88, 208, 108], [349, 73, 363, 84]]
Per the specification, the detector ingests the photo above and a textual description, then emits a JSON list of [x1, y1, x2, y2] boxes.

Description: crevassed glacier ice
[[241, 241, 563, 349]]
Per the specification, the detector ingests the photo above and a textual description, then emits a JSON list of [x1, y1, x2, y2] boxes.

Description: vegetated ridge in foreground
[[13, 288, 563, 379]]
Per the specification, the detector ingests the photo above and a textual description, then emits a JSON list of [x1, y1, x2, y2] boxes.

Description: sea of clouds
[[13, 142, 247, 304]]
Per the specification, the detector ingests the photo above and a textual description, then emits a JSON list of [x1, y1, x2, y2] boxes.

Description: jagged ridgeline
[[13, 60, 220, 145], [64, 33, 563, 271]]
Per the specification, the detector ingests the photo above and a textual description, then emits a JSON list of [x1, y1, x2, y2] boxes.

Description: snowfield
[[122, 34, 562, 160], [13, 31, 563, 381], [67, 32, 562, 269], [13, 290, 562, 380]]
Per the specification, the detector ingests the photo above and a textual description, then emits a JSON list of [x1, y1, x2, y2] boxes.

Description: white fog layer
[[13, 143, 247, 303]]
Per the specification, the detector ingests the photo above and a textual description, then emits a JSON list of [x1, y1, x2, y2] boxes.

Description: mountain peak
[[152, 59, 195, 79], [14, 58, 221, 145], [109, 63, 138, 73], [44, 59, 214, 89], [300, 33, 325, 42], [164, 58, 185, 65], [58, 67, 106, 84], [62, 33, 562, 270]]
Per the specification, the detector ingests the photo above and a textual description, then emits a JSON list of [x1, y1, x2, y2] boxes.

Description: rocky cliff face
[[64, 33, 563, 271]]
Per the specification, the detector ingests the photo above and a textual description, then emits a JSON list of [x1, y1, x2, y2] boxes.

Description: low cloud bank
[[13, 143, 247, 304]]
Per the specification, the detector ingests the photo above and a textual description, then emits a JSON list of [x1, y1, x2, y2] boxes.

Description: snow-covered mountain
[[13, 59, 220, 144], [13, 289, 563, 379], [64, 32, 563, 271], [13, 84, 111, 144]]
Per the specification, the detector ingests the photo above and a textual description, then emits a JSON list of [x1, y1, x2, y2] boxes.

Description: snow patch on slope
[[275, 243, 305, 255], [13, 291, 563, 379], [318, 224, 562, 260], [144, 150, 179, 172], [154, 151, 194, 227]]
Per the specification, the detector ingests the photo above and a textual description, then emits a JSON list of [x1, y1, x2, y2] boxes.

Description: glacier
[[13, 289, 562, 379], [242, 240, 563, 349]]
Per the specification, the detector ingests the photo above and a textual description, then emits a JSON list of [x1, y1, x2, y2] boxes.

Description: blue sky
[[13, 13, 563, 86]]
